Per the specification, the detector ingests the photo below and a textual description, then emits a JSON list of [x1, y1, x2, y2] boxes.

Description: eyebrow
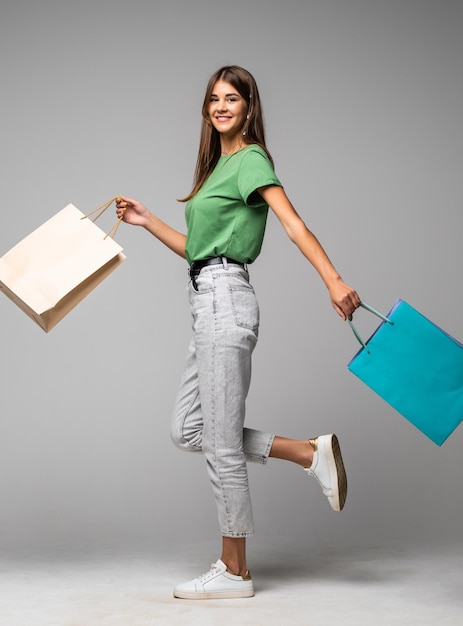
[[211, 92, 240, 97]]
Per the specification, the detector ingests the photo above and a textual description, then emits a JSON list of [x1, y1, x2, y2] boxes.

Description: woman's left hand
[[328, 279, 361, 321]]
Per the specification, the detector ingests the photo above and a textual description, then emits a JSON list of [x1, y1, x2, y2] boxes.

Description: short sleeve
[[238, 148, 282, 206]]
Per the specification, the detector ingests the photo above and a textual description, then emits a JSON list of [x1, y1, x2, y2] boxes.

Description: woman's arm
[[116, 196, 186, 259], [258, 185, 360, 320]]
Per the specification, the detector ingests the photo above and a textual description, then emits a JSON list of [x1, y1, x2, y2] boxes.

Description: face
[[207, 80, 248, 141]]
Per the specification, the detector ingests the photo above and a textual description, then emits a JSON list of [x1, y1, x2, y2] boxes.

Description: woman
[[116, 65, 360, 600]]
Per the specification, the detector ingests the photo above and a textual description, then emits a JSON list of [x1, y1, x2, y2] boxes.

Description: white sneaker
[[173, 559, 254, 599], [304, 434, 347, 511]]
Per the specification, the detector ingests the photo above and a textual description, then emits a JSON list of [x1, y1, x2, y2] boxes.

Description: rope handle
[[80, 196, 126, 240], [347, 302, 394, 354]]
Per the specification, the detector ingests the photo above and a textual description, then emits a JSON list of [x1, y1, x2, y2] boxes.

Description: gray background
[[0, 0, 461, 561]]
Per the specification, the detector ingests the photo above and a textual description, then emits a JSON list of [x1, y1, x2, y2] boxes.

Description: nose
[[216, 99, 228, 112]]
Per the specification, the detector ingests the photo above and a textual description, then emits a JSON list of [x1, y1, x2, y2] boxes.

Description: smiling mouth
[[215, 116, 231, 122]]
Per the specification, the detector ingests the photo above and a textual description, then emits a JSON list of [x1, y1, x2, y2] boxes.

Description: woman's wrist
[[316, 267, 343, 290], [325, 274, 343, 288], [141, 210, 155, 230]]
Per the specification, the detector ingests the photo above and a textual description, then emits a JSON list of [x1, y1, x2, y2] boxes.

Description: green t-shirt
[[185, 144, 282, 265]]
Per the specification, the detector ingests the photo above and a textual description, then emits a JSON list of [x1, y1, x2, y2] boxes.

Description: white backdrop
[[0, 0, 461, 557]]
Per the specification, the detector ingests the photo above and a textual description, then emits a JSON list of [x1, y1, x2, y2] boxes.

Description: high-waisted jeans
[[171, 260, 274, 537]]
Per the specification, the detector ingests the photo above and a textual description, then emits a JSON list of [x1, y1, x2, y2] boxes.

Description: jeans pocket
[[229, 285, 259, 335], [189, 275, 213, 295]]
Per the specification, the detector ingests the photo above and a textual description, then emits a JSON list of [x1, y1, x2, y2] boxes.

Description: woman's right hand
[[116, 195, 187, 258], [116, 196, 151, 227]]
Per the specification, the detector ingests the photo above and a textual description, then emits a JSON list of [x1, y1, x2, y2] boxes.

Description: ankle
[[270, 436, 315, 466], [221, 536, 247, 577], [300, 439, 315, 468], [221, 558, 247, 577]]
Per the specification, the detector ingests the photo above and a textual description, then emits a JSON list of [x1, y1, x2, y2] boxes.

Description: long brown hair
[[179, 65, 273, 202]]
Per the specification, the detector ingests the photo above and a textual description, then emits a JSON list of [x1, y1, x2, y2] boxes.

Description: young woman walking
[[116, 65, 360, 599]]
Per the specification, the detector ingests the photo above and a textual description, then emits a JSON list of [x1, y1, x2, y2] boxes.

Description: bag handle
[[347, 302, 394, 353], [81, 197, 126, 240]]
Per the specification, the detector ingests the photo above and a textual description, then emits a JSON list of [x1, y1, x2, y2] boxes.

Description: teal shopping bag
[[347, 300, 463, 446]]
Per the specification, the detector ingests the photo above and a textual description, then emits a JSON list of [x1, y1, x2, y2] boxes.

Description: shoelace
[[197, 563, 221, 583]]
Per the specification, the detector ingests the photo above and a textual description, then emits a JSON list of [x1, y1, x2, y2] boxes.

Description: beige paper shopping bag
[[0, 200, 126, 332]]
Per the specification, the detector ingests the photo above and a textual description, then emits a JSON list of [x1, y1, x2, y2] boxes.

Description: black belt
[[189, 257, 245, 275], [189, 257, 245, 289]]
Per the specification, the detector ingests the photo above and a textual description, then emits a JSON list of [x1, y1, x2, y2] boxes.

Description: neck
[[221, 137, 246, 156]]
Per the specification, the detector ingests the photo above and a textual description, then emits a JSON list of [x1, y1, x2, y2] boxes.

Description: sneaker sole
[[173, 588, 255, 600], [324, 434, 347, 511]]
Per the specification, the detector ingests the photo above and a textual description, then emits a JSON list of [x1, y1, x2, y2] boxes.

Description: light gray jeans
[[171, 260, 275, 537]]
